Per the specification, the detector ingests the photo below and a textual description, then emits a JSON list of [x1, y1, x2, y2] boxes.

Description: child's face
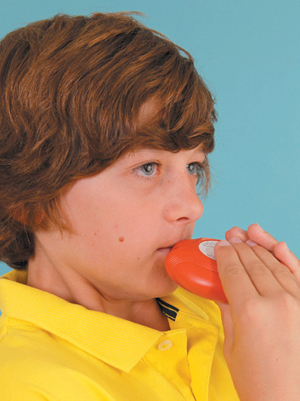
[[36, 147, 205, 301]]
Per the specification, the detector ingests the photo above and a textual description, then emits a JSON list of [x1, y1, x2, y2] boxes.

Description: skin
[[215, 225, 300, 401], [28, 146, 206, 331], [26, 95, 300, 398], [27, 148, 300, 399]]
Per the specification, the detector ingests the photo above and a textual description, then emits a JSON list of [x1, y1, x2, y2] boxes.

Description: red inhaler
[[165, 238, 228, 303]]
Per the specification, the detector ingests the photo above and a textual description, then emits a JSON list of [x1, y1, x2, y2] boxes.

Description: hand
[[225, 224, 300, 279], [214, 235, 300, 401]]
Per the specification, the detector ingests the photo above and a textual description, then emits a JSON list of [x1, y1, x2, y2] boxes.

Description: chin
[[153, 276, 178, 298]]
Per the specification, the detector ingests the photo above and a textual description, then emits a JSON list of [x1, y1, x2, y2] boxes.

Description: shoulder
[[0, 315, 113, 401], [0, 318, 70, 399], [0, 327, 47, 400]]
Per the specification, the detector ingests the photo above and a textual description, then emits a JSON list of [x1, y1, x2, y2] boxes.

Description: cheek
[[108, 199, 159, 233], [65, 186, 160, 250]]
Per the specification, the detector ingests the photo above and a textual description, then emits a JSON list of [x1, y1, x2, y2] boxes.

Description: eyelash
[[134, 162, 161, 179], [133, 161, 204, 182], [187, 162, 205, 185]]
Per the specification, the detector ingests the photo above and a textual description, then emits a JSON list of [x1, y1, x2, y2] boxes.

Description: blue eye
[[186, 162, 198, 175], [137, 163, 157, 176], [187, 162, 204, 185]]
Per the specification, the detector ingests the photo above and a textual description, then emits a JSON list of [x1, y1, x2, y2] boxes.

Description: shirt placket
[[143, 329, 196, 401]]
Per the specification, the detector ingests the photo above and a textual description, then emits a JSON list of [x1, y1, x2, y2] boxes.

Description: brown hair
[[0, 12, 216, 269]]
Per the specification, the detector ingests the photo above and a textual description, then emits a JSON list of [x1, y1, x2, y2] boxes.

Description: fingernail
[[246, 239, 258, 247], [217, 240, 231, 247], [229, 237, 243, 244], [255, 223, 265, 232]]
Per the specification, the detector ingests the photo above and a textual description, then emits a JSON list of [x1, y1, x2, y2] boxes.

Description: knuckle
[[246, 262, 265, 276], [277, 292, 298, 312], [232, 297, 266, 327], [237, 295, 300, 336], [238, 298, 263, 321], [275, 293, 300, 329], [272, 264, 291, 278], [221, 263, 246, 289], [222, 263, 244, 279]]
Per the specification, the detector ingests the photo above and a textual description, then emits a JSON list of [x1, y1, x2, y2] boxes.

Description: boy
[[0, 12, 299, 401]]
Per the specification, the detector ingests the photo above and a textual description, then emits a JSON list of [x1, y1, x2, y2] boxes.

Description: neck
[[27, 248, 170, 331]]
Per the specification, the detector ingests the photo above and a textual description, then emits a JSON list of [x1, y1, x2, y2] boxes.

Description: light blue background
[[0, 0, 299, 277]]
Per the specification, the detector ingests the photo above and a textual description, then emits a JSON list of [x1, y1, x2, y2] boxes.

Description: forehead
[[122, 91, 214, 165]]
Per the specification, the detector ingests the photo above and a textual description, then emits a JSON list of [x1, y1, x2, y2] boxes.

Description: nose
[[163, 174, 204, 225]]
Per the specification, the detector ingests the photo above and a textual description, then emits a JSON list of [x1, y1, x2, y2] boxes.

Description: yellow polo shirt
[[0, 269, 239, 401]]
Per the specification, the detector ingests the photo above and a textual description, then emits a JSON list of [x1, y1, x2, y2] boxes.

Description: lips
[[157, 247, 173, 254], [157, 238, 189, 254]]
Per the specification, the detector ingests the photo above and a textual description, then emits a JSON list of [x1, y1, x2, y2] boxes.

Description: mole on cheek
[[119, 236, 125, 242]]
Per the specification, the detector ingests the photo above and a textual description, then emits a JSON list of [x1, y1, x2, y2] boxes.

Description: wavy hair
[[0, 12, 216, 269]]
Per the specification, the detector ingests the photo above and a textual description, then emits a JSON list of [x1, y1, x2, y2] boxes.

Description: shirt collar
[[0, 269, 213, 372]]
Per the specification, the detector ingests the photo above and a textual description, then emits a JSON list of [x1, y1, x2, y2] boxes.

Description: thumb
[[216, 302, 235, 356]]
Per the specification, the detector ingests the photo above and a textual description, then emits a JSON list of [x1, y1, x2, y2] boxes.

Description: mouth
[[156, 247, 173, 255], [156, 236, 190, 256]]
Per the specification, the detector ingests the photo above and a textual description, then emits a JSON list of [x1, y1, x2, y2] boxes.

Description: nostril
[[177, 217, 189, 222]]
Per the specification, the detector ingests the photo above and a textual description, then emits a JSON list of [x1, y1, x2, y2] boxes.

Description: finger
[[229, 238, 284, 297], [247, 223, 278, 252], [273, 242, 300, 281], [225, 226, 249, 242], [248, 224, 300, 277], [215, 240, 259, 305], [246, 242, 300, 297]]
